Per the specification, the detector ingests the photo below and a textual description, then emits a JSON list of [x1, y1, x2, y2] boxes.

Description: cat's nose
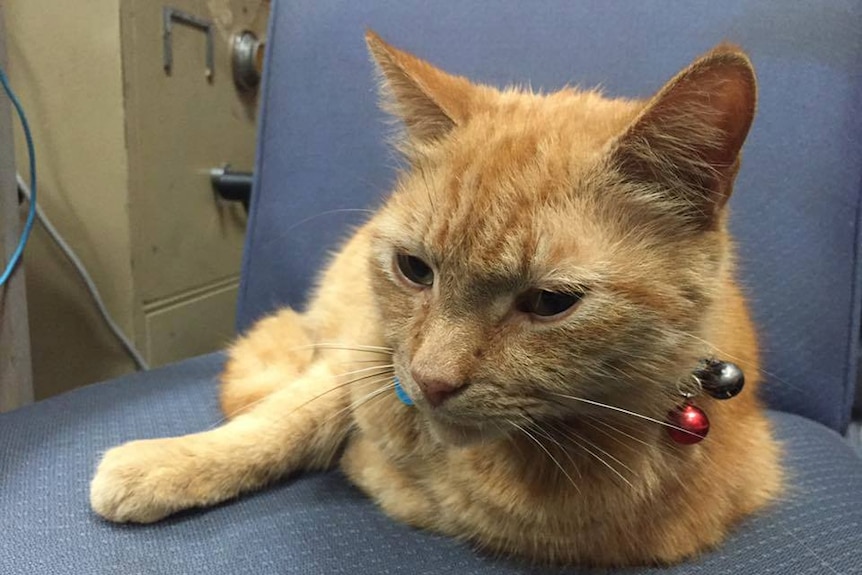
[[411, 370, 465, 407]]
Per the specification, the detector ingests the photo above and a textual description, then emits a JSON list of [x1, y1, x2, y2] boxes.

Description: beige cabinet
[[4, 0, 269, 398]]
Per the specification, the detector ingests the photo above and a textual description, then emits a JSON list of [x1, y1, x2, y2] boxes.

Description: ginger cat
[[90, 32, 782, 566]]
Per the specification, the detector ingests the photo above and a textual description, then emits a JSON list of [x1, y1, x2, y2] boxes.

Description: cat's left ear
[[365, 30, 478, 143], [609, 44, 756, 228]]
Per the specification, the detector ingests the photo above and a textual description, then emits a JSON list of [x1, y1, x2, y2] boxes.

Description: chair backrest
[[239, 0, 862, 432]]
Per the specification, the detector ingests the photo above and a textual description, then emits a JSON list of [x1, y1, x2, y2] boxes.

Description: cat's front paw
[[90, 438, 186, 523]]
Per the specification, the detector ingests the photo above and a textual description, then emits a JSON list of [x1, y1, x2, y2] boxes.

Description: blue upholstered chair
[[3, 2, 861, 573]]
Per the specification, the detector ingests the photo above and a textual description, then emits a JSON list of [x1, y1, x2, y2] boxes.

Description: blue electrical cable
[[0, 65, 36, 287]]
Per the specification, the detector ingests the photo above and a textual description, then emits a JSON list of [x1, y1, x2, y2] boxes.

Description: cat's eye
[[517, 289, 582, 319], [395, 254, 434, 287]]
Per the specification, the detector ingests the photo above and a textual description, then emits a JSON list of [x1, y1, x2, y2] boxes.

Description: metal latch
[[163, 7, 214, 81], [210, 165, 252, 212]]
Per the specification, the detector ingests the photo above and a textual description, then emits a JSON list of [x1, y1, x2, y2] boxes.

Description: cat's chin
[[425, 416, 502, 447]]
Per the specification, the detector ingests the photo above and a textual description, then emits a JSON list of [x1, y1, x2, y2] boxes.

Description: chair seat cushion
[[2, 355, 861, 574]]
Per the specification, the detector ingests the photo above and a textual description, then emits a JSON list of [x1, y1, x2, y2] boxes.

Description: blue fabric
[[1, 356, 861, 574], [238, 0, 862, 433]]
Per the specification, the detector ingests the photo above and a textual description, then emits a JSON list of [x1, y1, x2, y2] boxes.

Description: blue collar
[[393, 376, 414, 406]]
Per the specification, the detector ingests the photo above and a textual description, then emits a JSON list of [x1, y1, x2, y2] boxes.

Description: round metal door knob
[[232, 30, 265, 92]]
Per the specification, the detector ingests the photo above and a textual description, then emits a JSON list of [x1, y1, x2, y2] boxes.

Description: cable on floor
[[0, 65, 36, 286], [17, 174, 150, 371]]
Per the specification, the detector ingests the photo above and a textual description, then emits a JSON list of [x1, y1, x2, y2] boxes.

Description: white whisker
[[674, 331, 803, 392], [207, 366, 395, 430], [547, 392, 704, 439], [518, 415, 583, 480], [322, 379, 397, 427], [333, 364, 396, 380], [583, 416, 656, 453], [565, 429, 634, 489], [311, 342, 393, 354], [261, 208, 376, 248], [509, 421, 580, 494]]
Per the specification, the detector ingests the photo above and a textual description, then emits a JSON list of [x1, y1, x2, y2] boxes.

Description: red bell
[[666, 403, 710, 444]]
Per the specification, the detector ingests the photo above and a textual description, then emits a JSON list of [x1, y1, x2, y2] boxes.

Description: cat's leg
[[220, 308, 315, 418], [340, 434, 439, 530], [90, 361, 350, 523]]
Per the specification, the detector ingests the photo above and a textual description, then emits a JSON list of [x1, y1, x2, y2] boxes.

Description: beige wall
[[3, 1, 136, 398]]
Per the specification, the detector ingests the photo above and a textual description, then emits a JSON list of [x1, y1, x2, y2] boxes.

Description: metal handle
[[163, 7, 214, 81], [210, 166, 252, 212]]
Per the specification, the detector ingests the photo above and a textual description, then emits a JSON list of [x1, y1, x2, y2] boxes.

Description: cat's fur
[[90, 32, 782, 566]]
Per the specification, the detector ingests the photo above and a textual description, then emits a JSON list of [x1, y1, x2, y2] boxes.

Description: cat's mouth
[[395, 368, 514, 445]]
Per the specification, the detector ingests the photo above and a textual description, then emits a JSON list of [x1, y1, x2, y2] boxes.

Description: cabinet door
[[121, 0, 269, 365]]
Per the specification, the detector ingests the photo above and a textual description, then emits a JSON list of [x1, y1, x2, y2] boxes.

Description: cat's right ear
[[608, 44, 757, 230], [365, 30, 476, 143]]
